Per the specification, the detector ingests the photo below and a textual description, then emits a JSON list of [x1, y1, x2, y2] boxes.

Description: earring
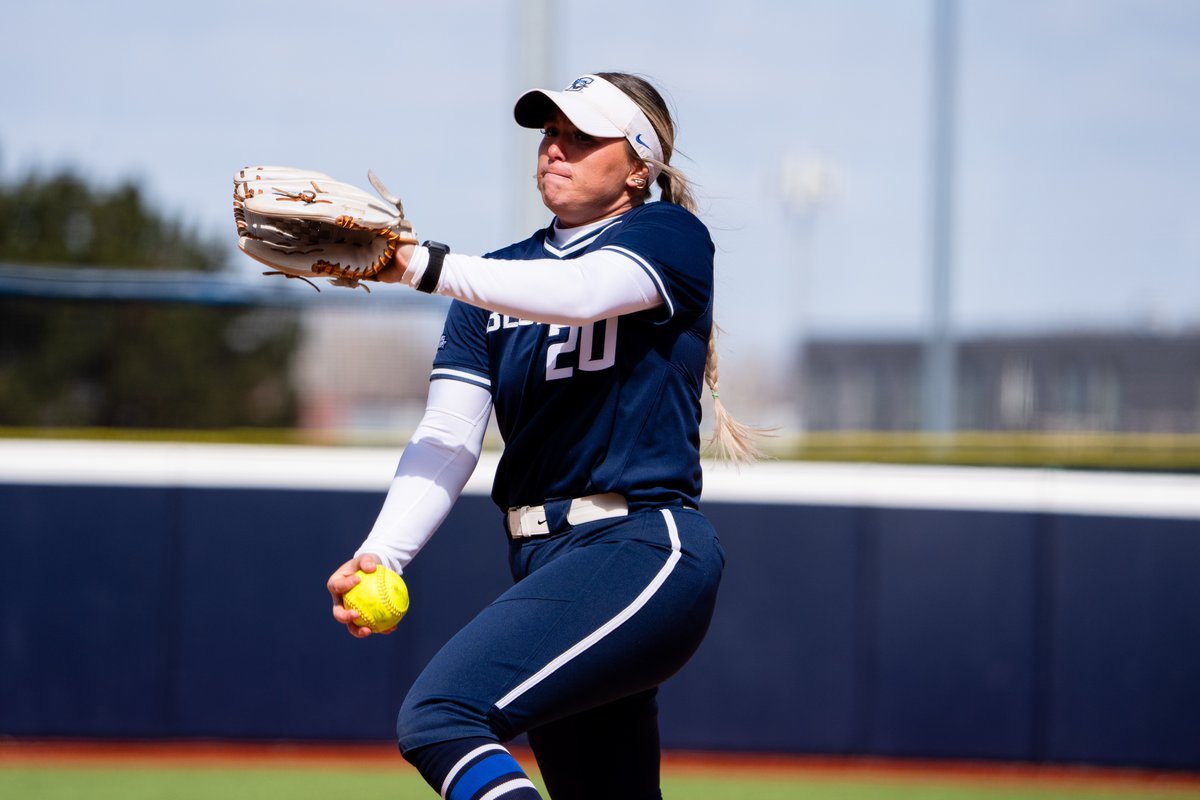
[[632, 178, 646, 188]]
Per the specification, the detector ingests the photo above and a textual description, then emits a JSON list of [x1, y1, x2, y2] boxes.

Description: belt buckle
[[522, 507, 551, 537], [509, 505, 551, 538]]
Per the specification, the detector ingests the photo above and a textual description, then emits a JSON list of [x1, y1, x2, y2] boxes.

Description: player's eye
[[573, 131, 595, 144], [540, 126, 559, 137]]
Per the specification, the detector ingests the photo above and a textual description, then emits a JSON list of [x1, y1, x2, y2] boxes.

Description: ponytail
[[703, 323, 766, 463]]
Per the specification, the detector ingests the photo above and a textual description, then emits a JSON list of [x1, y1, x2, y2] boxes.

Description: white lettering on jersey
[[579, 318, 618, 372], [483, 313, 620, 382], [545, 319, 619, 381], [504, 315, 535, 329], [487, 312, 537, 332], [545, 325, 578, 381]]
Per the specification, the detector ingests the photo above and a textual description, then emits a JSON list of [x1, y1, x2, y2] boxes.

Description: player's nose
[[543, 138, 567, 161]]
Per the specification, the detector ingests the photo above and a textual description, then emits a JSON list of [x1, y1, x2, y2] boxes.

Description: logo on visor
[[634, 134, 651, 151], [566, 76, 593, 92]]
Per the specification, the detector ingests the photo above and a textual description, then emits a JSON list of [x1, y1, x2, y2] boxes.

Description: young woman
[[327, 72, 758, 800]]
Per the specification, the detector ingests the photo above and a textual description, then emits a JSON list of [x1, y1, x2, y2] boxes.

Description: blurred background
[[3, 0, 1200, 779], [1, 0, 1197, 466]]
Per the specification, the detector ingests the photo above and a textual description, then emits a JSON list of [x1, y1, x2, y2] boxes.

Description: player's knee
[[395, 695, 442, 751], [396, 693, 499, 754]]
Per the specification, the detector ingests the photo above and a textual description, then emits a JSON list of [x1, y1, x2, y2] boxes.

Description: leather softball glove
[[233, 165, 418, 291]]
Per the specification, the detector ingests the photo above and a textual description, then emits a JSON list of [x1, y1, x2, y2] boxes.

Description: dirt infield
[[2, 739, 1199, 794]]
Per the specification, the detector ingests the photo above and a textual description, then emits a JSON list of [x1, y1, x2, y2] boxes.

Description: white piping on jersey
[[430, 367, 491, 389], [601, 244, 674, 321], [493, 508, 683, 710], [542, 218, 624, 258], [440, 742, 508, 799]]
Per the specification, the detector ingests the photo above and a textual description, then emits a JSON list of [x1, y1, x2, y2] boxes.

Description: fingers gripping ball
[[343, 567, 410, 633]]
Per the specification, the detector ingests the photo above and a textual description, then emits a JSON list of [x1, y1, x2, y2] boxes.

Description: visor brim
[[513, 89, 626, 139]]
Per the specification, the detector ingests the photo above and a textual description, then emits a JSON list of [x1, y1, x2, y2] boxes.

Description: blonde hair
[[599, 72, 764, 463]]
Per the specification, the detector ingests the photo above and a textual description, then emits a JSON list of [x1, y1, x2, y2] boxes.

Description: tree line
[[0, 168, 299, 430]]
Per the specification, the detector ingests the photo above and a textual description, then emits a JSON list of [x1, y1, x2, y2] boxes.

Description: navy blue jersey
[[431, 201, 714, 511]]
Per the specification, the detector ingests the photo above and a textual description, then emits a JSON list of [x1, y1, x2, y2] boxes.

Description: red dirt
[[1, 739, 1198, 795]]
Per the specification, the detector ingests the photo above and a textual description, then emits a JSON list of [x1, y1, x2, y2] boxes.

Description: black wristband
[[417, 241, 449, 294]]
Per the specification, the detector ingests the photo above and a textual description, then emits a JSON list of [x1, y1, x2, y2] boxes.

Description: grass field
[[3, 743, 1198, 800], [4, 764, 1200, 800]]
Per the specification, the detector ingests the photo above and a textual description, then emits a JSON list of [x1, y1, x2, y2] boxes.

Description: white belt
[[507, 493, 629, 538]]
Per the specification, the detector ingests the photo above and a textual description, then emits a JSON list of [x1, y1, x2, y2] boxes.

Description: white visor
[[514, 74, 664, 183]]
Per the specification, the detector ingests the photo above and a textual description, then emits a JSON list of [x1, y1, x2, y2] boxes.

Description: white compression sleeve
[[405, 248, 664, 325], [354, 379, 492, 574]]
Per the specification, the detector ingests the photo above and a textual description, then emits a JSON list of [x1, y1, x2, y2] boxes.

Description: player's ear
[[626, 162, 650, 191]]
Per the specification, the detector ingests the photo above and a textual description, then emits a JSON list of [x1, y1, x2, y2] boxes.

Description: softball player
[[327, 71, 757, 800]]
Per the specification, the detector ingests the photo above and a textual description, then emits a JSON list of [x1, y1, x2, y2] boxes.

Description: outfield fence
[[1, 439, 1198, 770]]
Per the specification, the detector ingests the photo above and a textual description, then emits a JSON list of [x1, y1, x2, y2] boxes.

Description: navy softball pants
[[397, 505, 724, 798]]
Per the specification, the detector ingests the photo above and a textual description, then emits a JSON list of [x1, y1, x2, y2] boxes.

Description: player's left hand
[[232, 166, 418, 291], [374, 242, 416, 283]]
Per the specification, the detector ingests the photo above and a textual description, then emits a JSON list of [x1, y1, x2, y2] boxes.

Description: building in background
[[801, 329, 1200, 433], [293, 304, 448, 441], [289, 320, 1199, 441]]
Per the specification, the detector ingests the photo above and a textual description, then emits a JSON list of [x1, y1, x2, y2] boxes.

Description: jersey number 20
[[546, 319, 618, 381]]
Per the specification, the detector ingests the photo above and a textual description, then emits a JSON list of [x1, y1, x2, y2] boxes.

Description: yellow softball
[[342, 566, 410, 633]]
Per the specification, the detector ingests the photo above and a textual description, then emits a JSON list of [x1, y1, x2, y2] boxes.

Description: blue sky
[[3, 0, 1198, 359]]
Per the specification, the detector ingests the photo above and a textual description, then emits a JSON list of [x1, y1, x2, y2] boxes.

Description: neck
[[552, 198, 642, 229], [550, 215, 622, 244]]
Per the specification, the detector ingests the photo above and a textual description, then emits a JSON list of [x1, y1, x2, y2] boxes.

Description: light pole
[[922, 0, 959, 434], [511, 0, 559, 240], [779, 154, 838, 432]]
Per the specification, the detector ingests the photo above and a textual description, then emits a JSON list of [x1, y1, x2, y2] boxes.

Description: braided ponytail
[[703, 324, 765, 462], [600, 72, 765, 463]]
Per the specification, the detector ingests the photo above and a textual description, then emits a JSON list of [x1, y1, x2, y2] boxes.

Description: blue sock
[[404, 737, 541, 800]]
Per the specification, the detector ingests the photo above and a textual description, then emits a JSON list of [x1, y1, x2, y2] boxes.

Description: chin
[[539, 191, 572, 218]]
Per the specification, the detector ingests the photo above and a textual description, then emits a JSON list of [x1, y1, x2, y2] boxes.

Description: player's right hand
[[327, 553, 388, 638]]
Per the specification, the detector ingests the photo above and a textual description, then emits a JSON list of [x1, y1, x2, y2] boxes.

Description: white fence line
[[2, 439, 1199, 520]]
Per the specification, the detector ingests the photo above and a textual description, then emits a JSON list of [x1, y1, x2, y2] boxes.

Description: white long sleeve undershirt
[[404, 246, 664, 325], [354, 379, 492, 574]]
